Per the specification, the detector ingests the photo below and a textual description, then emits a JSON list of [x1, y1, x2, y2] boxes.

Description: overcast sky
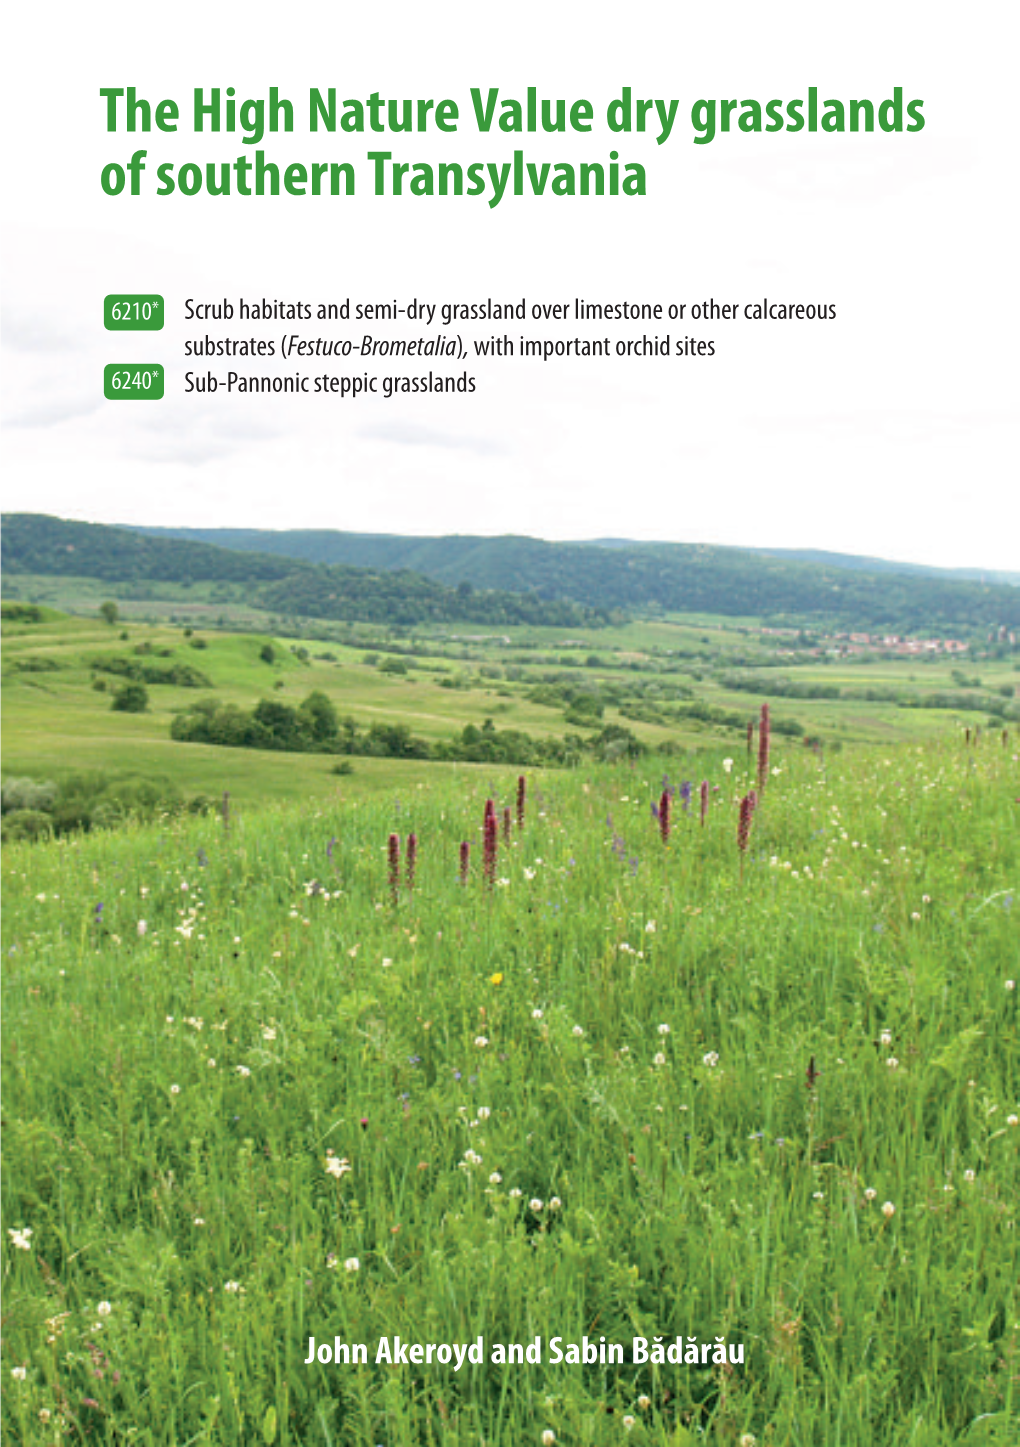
[[2, 0, 1017, 570]]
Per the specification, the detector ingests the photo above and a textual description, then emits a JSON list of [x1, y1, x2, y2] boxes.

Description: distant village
[[761, 626, 1017, 657]]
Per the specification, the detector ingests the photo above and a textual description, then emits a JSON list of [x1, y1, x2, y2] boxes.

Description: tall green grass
[[2, 738, 1018, 1444]]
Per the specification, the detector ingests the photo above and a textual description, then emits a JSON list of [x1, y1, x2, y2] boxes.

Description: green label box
[[104, 364, 165, 400], [104, 295, 164, 330]]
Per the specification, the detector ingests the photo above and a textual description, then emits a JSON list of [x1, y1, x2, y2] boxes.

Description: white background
[[2, 1, 1017, 569]]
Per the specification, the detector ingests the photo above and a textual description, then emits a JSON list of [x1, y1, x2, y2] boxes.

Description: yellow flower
[[489, 972, 504, 986]]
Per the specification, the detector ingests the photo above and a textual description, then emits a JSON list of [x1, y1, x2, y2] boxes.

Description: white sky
[[2, 0, 1017, 571]]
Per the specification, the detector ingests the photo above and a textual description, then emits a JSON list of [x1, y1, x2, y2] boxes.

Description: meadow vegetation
[[2, 603, 1019, 1444]]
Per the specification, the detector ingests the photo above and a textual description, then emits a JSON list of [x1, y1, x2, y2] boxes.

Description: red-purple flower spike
[[516, 775, 526, 828], [503, 805, 512, 843], [700, 780, 709, 827], [483, 803, 498, 887], [658, 788, 671, 846], [459, 840, 470, 884], [757, 702, 771, 791], [388, 833, 400, 903], [737, 793, 755, 879], [406, 832, 417, 891]]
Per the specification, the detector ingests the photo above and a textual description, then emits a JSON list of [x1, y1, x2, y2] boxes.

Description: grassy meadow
[[2, 604, 1019, 1443]]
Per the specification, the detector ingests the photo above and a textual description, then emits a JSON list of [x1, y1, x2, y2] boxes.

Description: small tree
[[111, 682, 148, 713], [99, 601, 119, 626]]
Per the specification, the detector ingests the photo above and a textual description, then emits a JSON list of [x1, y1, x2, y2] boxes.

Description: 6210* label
[[104, 365, 164, 400], [104, 295, 164, 330]]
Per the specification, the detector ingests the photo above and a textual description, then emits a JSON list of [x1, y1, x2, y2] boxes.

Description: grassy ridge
[[2, 738, 1018, 1444]]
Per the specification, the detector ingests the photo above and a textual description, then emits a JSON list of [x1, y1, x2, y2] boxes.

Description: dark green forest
[[3, 512, 1018, 635]]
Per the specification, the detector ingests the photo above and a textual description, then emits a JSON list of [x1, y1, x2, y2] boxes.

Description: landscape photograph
[[3, 0, 1019, 1442]]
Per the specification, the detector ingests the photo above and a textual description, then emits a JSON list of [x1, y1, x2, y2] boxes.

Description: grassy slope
[[2, 740, 1017, 1444]]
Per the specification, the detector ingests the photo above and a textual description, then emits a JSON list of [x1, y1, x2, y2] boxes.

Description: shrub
[[1, 808, 53, 843], [111, 682, 149, 713], [2, 777, 57, 814]]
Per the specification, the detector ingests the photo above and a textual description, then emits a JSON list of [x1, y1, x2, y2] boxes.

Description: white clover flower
[[477, 1106, 491, 1121], [10, 1366, 27, 1381], [881, 1201, 895, 1218], [722, 759, 734, 774], [137, 920, 147, 937], [8, 1227, 32, 1251], [326, 1156, 352, 1180], [812, 1191, 824, 1201], [645, 920, 657, 934], [653, 1052, 667, 1067], [236, 1065, 251, 1077], [194, 1218, 205, 1227], [530, 1198, 544, 1212], [963, 1169, 976, 1183], [96, 1301, 112, 1317], [542, 1432, 556, 1447], [523, 868, 536, 881], [880, 1029, 893, 1046], [344, 1257, 360, 1273], [207, 1058, 217, 1069], [489, 1172, 503, 1185], [1008, 1115, 1019, 1128], [262, 1026, 277, 1042], [886, 1057, 899, 1070], [572, 1025, 584, 1038], [224, 1280, 241, 1293], [623, 1416, 636, 1431], [509, 1187, 522, 1199], [864, 1187, 877, 1202], [548, 1196, 562, 1211], [1006, 980, 1016, 992], [637, 1395, 651, 1411], [532, 1008, 544, 1020], [657, 1023, 670, 1035], [703, 1051, 720, 1068], [170, 1084, 181, 1095], [474, 1035, 489, 1048], [463, 1150, 483, 1167]]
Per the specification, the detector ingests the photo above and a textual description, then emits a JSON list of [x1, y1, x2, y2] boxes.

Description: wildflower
[[170, 1083, 181, 1095], [645, 920, 657, 934], [459, 840, 470, 884], [39, 1409, 51, 1424], [532, 1008, 544, 1019], [881, 1201, 895, 1218], [530, 1198, 544, 1212], [8, 1227, 32, 1250], [657, 1022, 670, 1034], [658, 788, 671, 845], [880, 1029, 893, 1046], [406, 832, 417, 891], [97, 1301, 112, 1317], [224, 1280, 241, 1293], [542, 1432, 557, 1446], [700, 779, 710, 826], [489, 972, 503, 986], [325, 1156, 352, 1180], [503, 805, 512, 842], [489, 1172, 503, 1184], [638, 1395, 652, 1410], [548, 1196, 562, 1210], [207, 1058, 217, 1069], [11, 1367, 26, 1381], [326, 1252, 338, 1269], [864, 1187, 877, 1202], [757, 702, 771, 790], [703, 1051, 720, 1068], [509, 1187, 523, 1199], [388, 833, 400, 903], [475, 1035, 489, 1048], [740, 1436, 758, 1447], [516, 775, 526, 828], [572, 1025, 584, 1038], [653, 1052, 667, 1067], [483, 801, 498, 886], [886, 1057, 899, 1070], [813, 1191, 824, 1201], [523, 867, 536, 880], [1006, 980, 1016, 991], [723, 757, 734, 774], [194, 1218, 205, 1226], [137, 920, 147, 937], [737, 792, 756, 874], [262, 1026, 277, 1042], [623, 1415, 636, 1430], [236, 1065, 251, 1077], [344, 1257, 360, 1273], [963, 1169, 976, 1183], [477, 1106, 492, 1120]]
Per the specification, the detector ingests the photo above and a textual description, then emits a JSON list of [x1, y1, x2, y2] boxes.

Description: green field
[[3, 605, 1019, 1443]]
